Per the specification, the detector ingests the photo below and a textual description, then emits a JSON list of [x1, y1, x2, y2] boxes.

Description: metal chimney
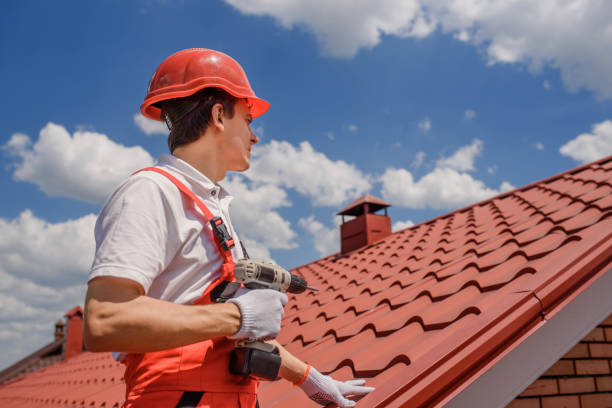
[[337, 194, 391, 254]]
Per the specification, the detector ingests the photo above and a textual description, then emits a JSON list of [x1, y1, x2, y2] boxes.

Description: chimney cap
[[337, 194, 391, 216], [64, 306, 83, 318]]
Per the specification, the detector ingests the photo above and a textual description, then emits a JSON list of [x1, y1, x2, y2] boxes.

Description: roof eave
[[359, 222, 612, 407], [444, 263, 612, 408]]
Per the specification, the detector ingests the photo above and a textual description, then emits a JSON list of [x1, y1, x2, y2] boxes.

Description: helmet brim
[[141, 84, 270, 122]]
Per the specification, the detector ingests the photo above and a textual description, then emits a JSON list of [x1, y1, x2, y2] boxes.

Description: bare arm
[[268, 339, 309, 384], [270, 339, 375, 407], [83, 276, 242, 353]]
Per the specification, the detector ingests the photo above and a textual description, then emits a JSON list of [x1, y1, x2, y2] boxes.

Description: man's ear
[[211, 103, 225, 131]]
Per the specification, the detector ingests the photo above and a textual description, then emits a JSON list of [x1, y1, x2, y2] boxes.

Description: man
[[84, 48, 373, 408]]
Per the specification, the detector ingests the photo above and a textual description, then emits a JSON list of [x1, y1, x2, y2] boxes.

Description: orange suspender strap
[[133, 167, 235, 264]]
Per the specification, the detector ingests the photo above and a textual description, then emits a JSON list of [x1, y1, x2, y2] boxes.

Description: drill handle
[[209, 281, 241, 303]]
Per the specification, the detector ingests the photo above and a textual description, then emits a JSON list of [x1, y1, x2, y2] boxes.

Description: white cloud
[[0, 210, 96, 284], [0, 210, 94, 369], [133, 113, 169, 135], [3, 132, 30, 151], [298, 215, 339, 257], [3, 123, 154, 204], [487, 166, 497, 175], [543, 80, 551, 90], [225, 0, 435, 58], [411, 151, 426, 168], [223, 176, 297, 255], [392, 219, 414, 232], [419, 117, 432, 132], [535, 142, 545, 150], [247, 140, 371, 206], [559, 120, 612, 163], [0, 270, 86, 370], [500, 181, 516, 192], [436, 139, 483, 172], [326, 131, 335, 140], [382, 140, 512, 209], [464, 109, 476, 120], [380, 167, 510, 210], [347, 124, 358, 132], [238, 238, 272, 261], [225, 0, 612, 98]]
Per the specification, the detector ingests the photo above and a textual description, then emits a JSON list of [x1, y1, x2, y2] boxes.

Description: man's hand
[[299, 366, 374, 407], [227, 287, 288, 340]]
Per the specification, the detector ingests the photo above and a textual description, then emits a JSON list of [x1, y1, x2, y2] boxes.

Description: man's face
[[220, 99, 259, 173]]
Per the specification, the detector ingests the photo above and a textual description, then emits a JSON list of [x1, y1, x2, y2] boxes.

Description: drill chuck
[[288, 274, 308, 294]]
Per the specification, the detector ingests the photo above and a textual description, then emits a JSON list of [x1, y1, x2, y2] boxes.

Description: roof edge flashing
[[444, 265, 612, 408]]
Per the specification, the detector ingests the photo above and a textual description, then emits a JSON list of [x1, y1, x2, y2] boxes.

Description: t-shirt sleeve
[[88, 175, 180, 293]]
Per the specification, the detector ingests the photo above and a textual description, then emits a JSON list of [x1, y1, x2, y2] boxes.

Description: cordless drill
[[233, 259, 318, 293], [225, 259, 317, 381]]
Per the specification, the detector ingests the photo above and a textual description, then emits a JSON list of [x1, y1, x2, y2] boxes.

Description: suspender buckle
[[210, 216, 235, 251]]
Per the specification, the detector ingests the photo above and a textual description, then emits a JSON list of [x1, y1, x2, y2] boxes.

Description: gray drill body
[[234, 259, 313, 294]]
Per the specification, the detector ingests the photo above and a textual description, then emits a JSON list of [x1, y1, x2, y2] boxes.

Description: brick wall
[[507, 314, 612, 408]]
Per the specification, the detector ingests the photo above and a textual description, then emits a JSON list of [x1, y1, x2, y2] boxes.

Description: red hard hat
[[141, 48, 270, 121]]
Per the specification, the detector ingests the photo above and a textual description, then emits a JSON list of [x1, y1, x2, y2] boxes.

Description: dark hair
[[159, 87, 238, 153]]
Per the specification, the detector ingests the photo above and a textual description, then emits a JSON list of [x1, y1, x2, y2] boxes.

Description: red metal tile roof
[[0, 338, 64, 385], [260, 156, 612, 407], [0, 352, 124, 408], [0, 156, 610, 407]]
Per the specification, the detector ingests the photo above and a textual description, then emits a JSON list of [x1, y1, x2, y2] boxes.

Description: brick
[[543, 360, 575, 376], [520, 379, 558, 397], [605, 327, 612, 341], [575, 359, 611, 375], [589, 343, 612, 358], [601, 314, 612, 326], [596, 376, 612, 391], [584, 327, 606, 341], [580, 393, 612, 408], [563, 343, 589, 358], [558, 376, 595, 394], [506, 398, 541, 408], [541, 395, 579, 408]]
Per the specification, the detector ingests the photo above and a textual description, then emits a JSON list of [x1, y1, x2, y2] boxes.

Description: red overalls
[[122, 167, 258, 408]]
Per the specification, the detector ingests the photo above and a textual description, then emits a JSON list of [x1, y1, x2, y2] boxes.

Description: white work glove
[[227, 287, 288, 340], [299, 366, 374, 407]]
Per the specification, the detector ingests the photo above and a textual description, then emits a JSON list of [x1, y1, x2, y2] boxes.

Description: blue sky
[[1, 0, 611, 369]]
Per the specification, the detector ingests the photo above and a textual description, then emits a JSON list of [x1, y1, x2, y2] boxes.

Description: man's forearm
[[268, 340, 309, 384], [84, 277, 242, 353], [270, 340, 376, 407]]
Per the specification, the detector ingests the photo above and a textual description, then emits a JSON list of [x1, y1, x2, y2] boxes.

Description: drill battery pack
[[229, 341, 281, 381]]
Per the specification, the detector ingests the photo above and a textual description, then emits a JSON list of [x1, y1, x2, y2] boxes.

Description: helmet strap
[[162, 98, 202, 130]]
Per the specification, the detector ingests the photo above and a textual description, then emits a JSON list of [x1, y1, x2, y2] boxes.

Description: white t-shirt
[[88, 154, 244, 305]]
